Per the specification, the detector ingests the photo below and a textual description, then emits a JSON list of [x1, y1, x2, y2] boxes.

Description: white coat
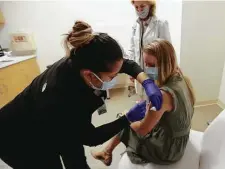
[[126, 16, 171, 96]]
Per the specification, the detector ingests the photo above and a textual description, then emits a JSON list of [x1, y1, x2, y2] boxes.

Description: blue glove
[[142, 79, 162, 110], [126, 101, 146, 122]]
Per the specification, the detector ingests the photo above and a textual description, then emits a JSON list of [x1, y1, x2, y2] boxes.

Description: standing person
[[0, 21, 162, 169], [127, 0, 171, 97], [92, 39, 195, 167]]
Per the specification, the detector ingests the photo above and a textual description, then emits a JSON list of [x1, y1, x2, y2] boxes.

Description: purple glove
[[142, 79, 162, 110], [126, 101, 146, 122]]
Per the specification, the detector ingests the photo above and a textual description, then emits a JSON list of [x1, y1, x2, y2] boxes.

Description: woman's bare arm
[[131, 90, 173, 136]]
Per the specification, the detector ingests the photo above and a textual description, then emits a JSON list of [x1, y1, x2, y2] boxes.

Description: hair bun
[[73, 21, 92, 32], [67, 20, 94, 49]]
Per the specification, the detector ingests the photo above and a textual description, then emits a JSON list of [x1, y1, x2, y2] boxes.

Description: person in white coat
[[127, 0, 171, 97]]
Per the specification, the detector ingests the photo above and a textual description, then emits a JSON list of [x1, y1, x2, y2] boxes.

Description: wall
[[0, 0, 182, 72], [157, 0, 182, 63], [180, 1, 225, 103], [219, 62, 225, 106], [0, 1, 135, 72]]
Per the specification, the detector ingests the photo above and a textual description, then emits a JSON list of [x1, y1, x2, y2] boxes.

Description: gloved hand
[[126, 101, 146, 122], [142, 79, 162, 110]]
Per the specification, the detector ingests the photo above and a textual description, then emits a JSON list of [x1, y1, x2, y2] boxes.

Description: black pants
[[0, 140, 90, 169], [0, 152, 91, 169], [1, 152, 63, 169]]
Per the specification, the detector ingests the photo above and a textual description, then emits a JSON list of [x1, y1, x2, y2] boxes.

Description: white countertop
[[0, 55, 36, 69]]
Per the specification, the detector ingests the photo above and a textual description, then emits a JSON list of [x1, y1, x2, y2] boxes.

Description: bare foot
[[91, 150, 112, 166]]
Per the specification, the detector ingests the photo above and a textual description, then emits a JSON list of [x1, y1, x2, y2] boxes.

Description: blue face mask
[[145, 67, 158, 80], [90, 73, 117, 91]]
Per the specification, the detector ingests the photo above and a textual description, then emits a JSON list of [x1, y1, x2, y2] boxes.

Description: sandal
[[91, 150, 112, 166]]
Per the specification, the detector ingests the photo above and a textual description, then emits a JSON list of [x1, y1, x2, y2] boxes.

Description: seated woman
[[91, 39, 195, 166]]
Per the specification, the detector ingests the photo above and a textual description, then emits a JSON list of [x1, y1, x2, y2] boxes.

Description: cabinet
[[0, 10, 5, 25], [0, 58, 40, 107]]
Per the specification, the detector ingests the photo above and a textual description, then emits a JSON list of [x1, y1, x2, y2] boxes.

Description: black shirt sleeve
[[119, 59, 144, 78], [81, 116, 130, 146]]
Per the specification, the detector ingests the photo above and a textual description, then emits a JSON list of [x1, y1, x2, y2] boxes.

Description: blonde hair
[[63, 21, 95, 57], [143, 39, 195, 105], [131, 0, 156, 16]]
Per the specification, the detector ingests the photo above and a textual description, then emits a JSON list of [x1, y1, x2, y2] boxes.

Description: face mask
[[90, 73, 117, 91], [136, 5, 150, 19], [145, 67, 158, 80]]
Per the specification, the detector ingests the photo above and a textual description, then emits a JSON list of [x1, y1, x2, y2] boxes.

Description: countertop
[[0, 55, 36, 69]]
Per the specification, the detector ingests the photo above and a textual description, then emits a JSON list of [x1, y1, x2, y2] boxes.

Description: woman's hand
[[142, 79, 162, 110], [130, 102, 151, 132], [125, 101, 146, 122], [130, 76, 135, 82]]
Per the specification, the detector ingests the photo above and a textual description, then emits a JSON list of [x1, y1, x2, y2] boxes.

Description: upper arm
[[119, 59, 143, 78], [159, 20, 171, 42], [132, 90, 174, 136], [130, 24, 136, 49], [126, 23, 137, 60]]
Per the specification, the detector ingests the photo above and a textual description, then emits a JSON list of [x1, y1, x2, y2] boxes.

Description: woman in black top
[[0, 21, 162, 169]]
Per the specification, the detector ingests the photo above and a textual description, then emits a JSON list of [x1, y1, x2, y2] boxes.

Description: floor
[[85, 88, 224, 169], [192, 104, 222, 132], [0, 88, 223, 169]]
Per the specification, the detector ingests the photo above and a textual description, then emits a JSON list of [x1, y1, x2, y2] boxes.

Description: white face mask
[[136, 5, 150, 19], [89, 73, 117, 91]]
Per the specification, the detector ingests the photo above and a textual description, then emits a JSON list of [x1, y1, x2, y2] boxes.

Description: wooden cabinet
[[0, 58, 40, 107], [0, 10, 5, 25]]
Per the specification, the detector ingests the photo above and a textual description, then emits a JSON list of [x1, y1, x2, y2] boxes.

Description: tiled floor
[[192, 104, 222, 132]]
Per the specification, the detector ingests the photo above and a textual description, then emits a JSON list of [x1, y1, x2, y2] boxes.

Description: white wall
[[157, 0, 182, 63], [180, 1, 225, 103], [0, 0, 182, 72], [219, 62, 225, 105], [0, 1, 134, 72]]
